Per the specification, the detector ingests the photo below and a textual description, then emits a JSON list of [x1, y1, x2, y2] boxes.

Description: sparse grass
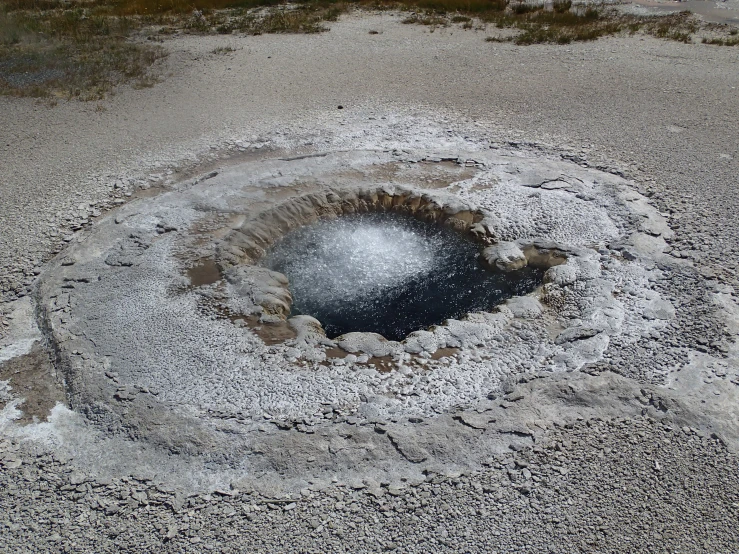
[[552, 0, 571, 14], [510, 3, 539, 16], [1, 0, 736, 101], [476, 5, 713, 46], [508, 7, 624, 45], [0, 8, 166, 99], [381, 0, 733, 47], [702, 36, 739, 46], [206, 11, 323, 35], [0, 0, 349, 99], [402, 13, 447, 26]]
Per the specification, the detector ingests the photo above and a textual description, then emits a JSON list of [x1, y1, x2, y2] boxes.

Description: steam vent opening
[[263, 212, 543, 341]]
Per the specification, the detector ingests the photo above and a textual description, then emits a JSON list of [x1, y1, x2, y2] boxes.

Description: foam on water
[[264, 213, 543, 341], [278, 215, 437, 304]]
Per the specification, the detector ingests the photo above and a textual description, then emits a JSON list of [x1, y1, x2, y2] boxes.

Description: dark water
[[264, 213, 543, 341]]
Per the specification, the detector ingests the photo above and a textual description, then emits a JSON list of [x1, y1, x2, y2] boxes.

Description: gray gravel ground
[[2, 11, 739, 553], [2, 418, 738, 552]]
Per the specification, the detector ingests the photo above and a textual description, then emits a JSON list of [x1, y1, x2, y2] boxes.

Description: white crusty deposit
[[28, 138, 686, 488]]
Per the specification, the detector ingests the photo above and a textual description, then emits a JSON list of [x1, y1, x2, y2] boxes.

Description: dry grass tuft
[[477, 4, 703, 46], [702, 35, 739, 46], [402, 13, 447, 26], [385, 0, 734, 47], [0, 8, 166, 99], [0, 0, 346, 99]]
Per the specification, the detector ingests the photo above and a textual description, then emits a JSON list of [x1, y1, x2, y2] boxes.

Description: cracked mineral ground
[[2, 8, 739, 554]]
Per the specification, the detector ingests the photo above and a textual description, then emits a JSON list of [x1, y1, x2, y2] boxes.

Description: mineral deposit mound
[[28, 143, 705, 492]]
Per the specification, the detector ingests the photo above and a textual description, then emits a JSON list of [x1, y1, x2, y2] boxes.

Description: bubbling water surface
[[263, 213, 542, 341]]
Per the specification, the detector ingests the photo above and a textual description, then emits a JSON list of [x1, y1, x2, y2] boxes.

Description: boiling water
[[264, 213, 542, 341]]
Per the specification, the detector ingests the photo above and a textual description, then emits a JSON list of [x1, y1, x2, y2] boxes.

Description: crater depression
[[263, 212, 543, 341]]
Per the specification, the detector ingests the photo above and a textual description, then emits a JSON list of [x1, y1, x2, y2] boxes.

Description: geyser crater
[[263, 212, 544, 341], [31, 143, 683, 490], [215, 184, 596, 358]]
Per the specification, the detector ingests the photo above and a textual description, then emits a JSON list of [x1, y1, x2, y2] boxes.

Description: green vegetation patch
[[0, 7, 166, 99]]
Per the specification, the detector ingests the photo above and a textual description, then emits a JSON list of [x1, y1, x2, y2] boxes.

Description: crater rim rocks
[[215, 185, 593, 356]]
